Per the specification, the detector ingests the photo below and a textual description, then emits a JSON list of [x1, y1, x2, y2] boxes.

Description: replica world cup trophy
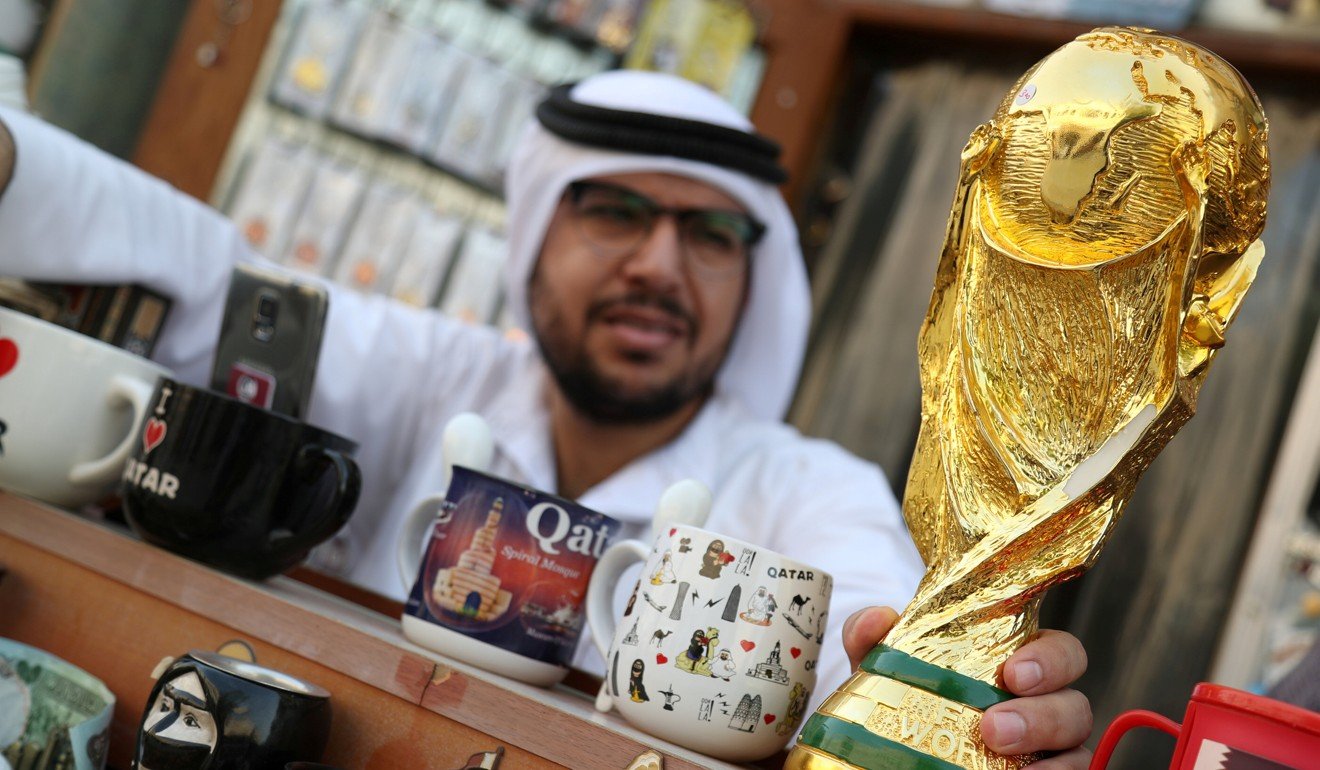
[[787, 27, 1270, 770]]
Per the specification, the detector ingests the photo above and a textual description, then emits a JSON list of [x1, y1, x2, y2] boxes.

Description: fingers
[[982, 688, 1093, 755], [1000, 629, 1088, 696], [840, 606, 899, 671]]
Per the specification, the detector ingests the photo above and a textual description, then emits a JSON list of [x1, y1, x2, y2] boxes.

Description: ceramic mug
[[1089, 683, 1320, 770], [0, 305, 172, 508], [398, 466, 622, 686], [587, 524, 833, 762], [120, 379, 361, 580], [136, 651, 331, 770]]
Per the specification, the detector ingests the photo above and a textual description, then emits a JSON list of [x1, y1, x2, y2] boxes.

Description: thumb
[[842, 606, 900, 672]]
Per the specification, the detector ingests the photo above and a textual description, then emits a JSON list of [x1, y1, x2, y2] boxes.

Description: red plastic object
[[1089, 683, 1320, 770]]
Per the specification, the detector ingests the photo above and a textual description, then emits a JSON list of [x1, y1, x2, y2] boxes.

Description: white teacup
[[588, 523, 833, 762], [0, 306, 172, 507]]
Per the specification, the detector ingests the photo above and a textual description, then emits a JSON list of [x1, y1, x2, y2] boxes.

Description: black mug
[[121, 378, 361, 579], [136, 650, 332, 770]]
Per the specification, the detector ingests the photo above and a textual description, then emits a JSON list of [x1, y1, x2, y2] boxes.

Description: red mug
[[1090, 683, 1320, 770]]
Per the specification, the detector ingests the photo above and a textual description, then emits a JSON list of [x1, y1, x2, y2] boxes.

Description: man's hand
[[0, 117, 14, 199], [841, 607, 1093, 768]]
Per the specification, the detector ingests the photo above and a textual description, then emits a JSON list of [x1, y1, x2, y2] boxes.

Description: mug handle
[[68, 374, 155, 486], [271, 446, 362, 554], [586, 538, 651, 698], [1088, 709, 1181, 770], [396, 493, 448, 592]]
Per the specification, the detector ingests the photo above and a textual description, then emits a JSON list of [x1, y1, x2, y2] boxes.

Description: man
[[0, 71, 1091, 764]]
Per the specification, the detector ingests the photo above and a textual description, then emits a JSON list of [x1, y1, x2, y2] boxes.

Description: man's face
[[529, 172, 751, 423]]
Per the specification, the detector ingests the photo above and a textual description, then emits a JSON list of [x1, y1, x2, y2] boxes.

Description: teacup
[[587, 524, 832, 762], [136, 651, 331, 770], [398, 465, 622, 685], [120, 379, 361, 580], [0, 305, 172, 508]]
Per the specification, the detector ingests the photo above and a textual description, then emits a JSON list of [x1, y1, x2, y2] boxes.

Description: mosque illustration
[[431, 497, 513, 621], [746, 641, 790, 684]]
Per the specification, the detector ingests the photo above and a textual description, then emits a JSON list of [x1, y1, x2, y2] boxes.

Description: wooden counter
[[0, 494, 752, 770]]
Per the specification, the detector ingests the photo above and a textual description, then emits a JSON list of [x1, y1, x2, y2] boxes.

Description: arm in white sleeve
[[0, 107, 525, 542], [0, 106, 258, 384]]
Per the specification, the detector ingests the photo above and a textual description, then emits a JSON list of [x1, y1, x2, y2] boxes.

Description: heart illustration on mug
[[790, 647, 801, 659], [0, 338, 18, 379], [142, 418, 167, 454], [655, 653, 668, 664], [740, 640, 755, 652], [764, 713, 777, 725], [669, 528, 676, 536]]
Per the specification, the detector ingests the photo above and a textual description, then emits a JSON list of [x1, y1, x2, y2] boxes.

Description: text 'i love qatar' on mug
[[120, 378, 361, 580], [588, 523, 833, 762], [0, 305, 172, 508], [398, 465, 622, 686]]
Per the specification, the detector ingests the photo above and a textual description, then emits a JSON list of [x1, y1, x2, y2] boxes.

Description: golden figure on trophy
[[788, 27, 1270, 770]]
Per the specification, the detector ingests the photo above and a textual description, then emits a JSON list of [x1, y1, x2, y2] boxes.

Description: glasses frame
[[564, 180, 766, 278]]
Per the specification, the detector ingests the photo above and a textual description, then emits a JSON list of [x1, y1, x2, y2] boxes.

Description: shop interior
[[1, 0, 1319, 768]]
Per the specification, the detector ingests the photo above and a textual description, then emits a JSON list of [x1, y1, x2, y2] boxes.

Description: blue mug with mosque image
[[398, 466, 622, 686]]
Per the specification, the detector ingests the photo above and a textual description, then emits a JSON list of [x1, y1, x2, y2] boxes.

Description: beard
[[529, 272, 724, 424]]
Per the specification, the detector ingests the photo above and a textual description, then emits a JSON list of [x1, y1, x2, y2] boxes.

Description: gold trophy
[[787, 27, 1269, 770]]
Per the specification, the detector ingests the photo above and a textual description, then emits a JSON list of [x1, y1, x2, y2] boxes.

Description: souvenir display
[[136, 651, 331, 770], [439, 226, 508, 325], [328, 9, 412, 139], [428, 55, 506, 185], [0, 638, 113, 770], [588, 522, 832, 761], [483, 76, 545, 186], [389, 205, 466, 309], [331, 180, 423, 294], [678, 0, 757, 95], [788, 27, 1270, 769], [269, 0, 364, 119], [1090, 684, 1320, 770], [121, 379, 361, 580], [399, 454, 621, 685], [227, 137, 316, 259], [279, 158, 367, 277], [382, 31, 460, 154], [0, 306, 172, 508]]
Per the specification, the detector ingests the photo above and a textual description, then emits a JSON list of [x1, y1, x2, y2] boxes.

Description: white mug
[[0, 306, 171, 508], [588, 523, 833, 762]]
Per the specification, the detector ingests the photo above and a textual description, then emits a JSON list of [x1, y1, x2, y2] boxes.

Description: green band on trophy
[[798, 714, 964, 770], [860, 645, 1014, 712]]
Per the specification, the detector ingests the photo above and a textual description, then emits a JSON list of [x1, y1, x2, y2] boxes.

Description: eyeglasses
[[565, 181, 766, 278]]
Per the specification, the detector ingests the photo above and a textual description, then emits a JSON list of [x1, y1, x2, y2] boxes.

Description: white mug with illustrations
[[0, 306, 171, 508], [587, 523, 833, 762]]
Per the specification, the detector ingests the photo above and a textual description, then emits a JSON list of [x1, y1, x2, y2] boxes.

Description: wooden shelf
[[836, 1, 1320, 79], [750, 0, 1320, 206], [0, 495, 754, 770]]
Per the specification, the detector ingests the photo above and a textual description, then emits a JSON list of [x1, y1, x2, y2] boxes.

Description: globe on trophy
[[787, 26, 1270, 770]]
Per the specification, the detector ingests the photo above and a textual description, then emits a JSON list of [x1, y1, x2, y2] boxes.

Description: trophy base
[[785, 645, 1038, 770]]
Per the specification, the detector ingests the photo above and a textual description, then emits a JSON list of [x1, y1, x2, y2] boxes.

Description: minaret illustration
[[432, 497, 513, 620], [747, 641, 790, 684]]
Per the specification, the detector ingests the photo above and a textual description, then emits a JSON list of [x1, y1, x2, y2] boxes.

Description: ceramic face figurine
[[135, 651, 331, 770]]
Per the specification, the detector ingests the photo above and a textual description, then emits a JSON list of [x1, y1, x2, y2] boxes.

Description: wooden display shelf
[[751, 0, 1320, 206], [0, 494, 754, 770]]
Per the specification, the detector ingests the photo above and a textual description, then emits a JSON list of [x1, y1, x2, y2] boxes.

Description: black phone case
[[211, 264, 328, 419]]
